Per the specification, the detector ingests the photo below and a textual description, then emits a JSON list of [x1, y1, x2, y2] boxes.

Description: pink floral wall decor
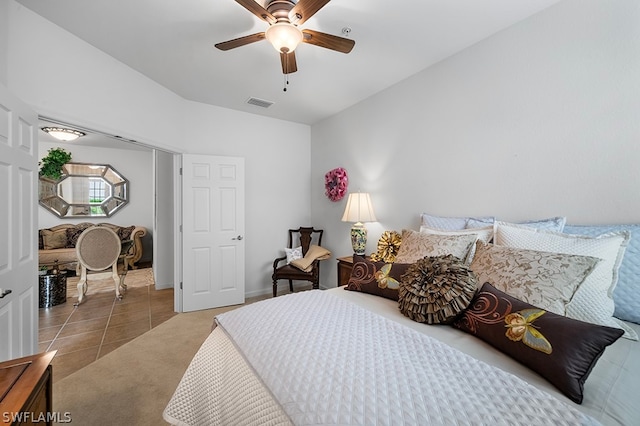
[[324, 167, 348, 201]]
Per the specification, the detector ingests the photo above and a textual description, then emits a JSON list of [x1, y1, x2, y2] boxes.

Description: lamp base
[[350, 222, 367, 255]]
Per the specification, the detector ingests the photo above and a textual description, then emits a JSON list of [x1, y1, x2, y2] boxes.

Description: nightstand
[[337, 255, 354, 287]]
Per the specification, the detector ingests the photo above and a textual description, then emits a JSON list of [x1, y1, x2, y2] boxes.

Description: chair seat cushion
[[274, 264, 315, 279]]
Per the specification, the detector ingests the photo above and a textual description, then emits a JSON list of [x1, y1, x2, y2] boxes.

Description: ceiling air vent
[[246, 97, 274, 108]]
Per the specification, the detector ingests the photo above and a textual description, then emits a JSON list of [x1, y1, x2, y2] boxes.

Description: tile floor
[[38, 283, 176, 382]]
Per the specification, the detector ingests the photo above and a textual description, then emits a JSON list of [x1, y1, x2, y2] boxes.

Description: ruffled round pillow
[[398, 254, 478, 324]]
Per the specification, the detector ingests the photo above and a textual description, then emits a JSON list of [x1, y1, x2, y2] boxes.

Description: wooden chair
[[272, 227, 324, 297]]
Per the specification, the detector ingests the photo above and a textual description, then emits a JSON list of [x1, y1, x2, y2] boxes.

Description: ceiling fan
[[215, 0, 355, 75]]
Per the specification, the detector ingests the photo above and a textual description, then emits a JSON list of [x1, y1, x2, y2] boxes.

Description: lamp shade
[[41, 127, 85, 142], [341, 192, 377, 223], [265, 23, 303, 53]]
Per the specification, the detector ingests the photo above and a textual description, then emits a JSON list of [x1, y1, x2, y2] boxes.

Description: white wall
[[311, 0, 640, 286], [38, 141, 155, 262], [0, 1, 7, 86], [7, 1, 312, 297]]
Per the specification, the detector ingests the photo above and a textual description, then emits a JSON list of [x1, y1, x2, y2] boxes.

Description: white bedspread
[[168, 290, 599, 425]]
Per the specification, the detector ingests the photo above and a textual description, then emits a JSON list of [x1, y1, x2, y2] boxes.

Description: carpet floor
[[53, 307, 226, 425], [52, 296, 272, 425]]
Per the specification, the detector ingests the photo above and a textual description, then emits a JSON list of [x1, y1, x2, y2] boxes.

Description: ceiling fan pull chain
[[283, 73, 289, 92]]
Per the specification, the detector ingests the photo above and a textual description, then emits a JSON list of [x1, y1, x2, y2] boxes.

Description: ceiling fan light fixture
[[41, 127, 85, 141], [265, 22, 303, 53]]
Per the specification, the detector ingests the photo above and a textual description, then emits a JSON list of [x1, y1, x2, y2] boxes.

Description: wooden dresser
[[0, 351, 56, 426]]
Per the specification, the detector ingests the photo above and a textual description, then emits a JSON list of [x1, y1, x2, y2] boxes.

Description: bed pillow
[[419, 224, 494, 263], [564, 224, 640, 325], [344, 255, 411, 301], [468, 216, 566, 232], [470, 241, 600, 315], [420, 213, 494, 231], [398, 254, 477, 324], [394, 229, 477, 264], [285, 246, 303, 264], [453, 283, 624, 404], [494, 221, 636, 340]]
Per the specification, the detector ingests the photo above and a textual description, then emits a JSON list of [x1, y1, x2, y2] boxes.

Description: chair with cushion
[[75, 226, 126, 305], [272, 227, 325, 297]]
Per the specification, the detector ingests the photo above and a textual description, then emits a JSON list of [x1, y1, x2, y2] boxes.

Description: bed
[[164, 219, 640, 426]]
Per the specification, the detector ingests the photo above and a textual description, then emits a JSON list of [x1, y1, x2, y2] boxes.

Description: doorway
[[37, 116, 178, 308]]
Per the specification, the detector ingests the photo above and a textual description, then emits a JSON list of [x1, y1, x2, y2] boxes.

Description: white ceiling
[[18, 0, 561, 126]]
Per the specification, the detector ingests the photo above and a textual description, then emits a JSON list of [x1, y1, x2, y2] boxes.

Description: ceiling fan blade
[[302, 29, 355, 53], [215, 33, 266, 51], [235, 0, 276, 24], [280, 51, 298, 74], [289, 0, 331, 25]]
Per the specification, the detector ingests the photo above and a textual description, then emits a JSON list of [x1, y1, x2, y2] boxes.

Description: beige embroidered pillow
[[394, 229, 477, 264], [470, 241, 601, 315], [419, 224, 494, 263], [41, 228, 69, 250]]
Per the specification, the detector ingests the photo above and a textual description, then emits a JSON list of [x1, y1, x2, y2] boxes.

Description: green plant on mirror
[[39, 147, 72, 179]]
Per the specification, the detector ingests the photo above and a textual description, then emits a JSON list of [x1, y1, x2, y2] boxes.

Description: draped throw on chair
[[272, 227, 328, 297]]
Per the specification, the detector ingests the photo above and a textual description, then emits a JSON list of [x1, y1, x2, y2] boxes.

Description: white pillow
[[467, 216, 565, 232], [494, 221, 636, 340], [419, 224, 494, 263], [420, 212, 494, 231], [285, 246, 303, 264]]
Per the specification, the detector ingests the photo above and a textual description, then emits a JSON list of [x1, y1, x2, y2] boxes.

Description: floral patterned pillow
[[453, 283, 623, 403], [65, 223, 93, 248], [285, 246, 303, 264], [394, 229, 477, 264], [470, 241, 600, 315]]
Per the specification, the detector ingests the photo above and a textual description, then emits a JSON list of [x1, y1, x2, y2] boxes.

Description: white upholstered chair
[[75, 226, 125, 305]]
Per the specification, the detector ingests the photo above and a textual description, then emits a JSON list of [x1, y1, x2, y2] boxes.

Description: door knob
[[232, 235, 243, 240]]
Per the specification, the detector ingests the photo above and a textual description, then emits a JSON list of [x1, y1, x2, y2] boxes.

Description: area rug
[[66, 267, 155, 299]]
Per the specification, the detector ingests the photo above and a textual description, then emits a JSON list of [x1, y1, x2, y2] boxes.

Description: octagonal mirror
[[39, 162, 129, 218]]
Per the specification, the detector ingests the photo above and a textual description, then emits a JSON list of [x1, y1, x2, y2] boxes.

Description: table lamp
[[341, 192, 377, 255]]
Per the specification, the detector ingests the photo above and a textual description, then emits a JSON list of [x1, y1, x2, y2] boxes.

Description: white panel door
[[0, 84, 39, 362], [182, 155, 244, 312]]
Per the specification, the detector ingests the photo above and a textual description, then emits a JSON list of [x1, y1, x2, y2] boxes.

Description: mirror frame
[[39, 162, 129, 218]]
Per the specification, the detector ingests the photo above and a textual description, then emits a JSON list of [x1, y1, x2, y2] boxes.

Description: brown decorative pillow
[[344, 255, 411, 301], [66, 223, 93, 248], [398, 254, 477, 324], [117, 225, 136, 241], [394, 229, 477, 264], [453, 283, 624, 404], [41, 229, 68, 250]]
